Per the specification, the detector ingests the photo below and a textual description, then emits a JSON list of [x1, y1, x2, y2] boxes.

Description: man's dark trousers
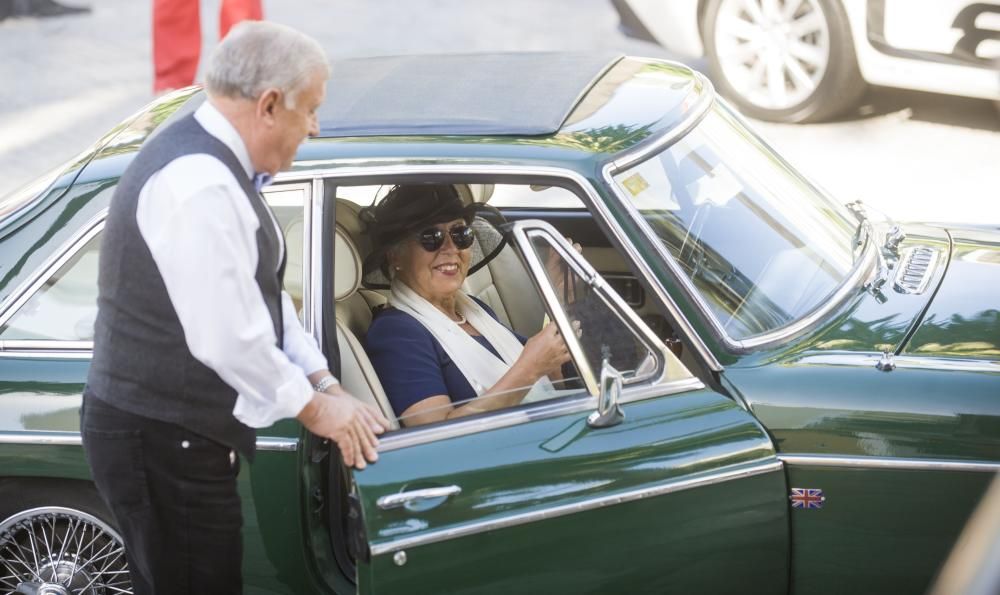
[[81, 394, 243, 595]]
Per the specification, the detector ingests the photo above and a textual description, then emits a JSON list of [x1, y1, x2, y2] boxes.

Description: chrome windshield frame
[[601, 96, 878, 353]]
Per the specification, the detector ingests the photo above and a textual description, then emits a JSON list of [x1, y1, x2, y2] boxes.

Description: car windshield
[[611, 103, 857, 340]]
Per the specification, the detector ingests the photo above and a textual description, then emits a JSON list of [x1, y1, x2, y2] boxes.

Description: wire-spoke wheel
[[0, 506, 132, 595], [704, 0, 865, 122]]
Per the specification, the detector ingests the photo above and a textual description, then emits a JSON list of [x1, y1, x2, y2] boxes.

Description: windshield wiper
[[847, 199, 906, 255], [845, 200, 870, 254], [845, 199, 867, 223], [846, 200, 889, 303]]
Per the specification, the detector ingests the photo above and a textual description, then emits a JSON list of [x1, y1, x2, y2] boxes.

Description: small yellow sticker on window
[[621, 173, 649, 197]]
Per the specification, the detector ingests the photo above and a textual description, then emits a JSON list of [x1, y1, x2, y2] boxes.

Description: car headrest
[[334, 200, 369, 302], [457, 183, 495, 204], [283, 218, 304, 300], [334, 226, 362, 302]]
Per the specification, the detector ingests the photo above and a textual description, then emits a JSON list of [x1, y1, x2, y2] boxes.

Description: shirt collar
[[194, 101, 256, 182]]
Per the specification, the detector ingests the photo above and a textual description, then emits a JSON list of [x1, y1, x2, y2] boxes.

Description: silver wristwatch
[[312, 375, 340, 393]]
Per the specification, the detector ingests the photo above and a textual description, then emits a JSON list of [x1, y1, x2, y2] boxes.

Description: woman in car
[[362, 184, 571, 427]]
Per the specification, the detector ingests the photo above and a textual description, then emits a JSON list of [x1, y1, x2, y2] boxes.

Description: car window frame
[[0, 209, 105, 357], [0, 182, 316, 357], [510, 219, 675, 391], [308, 164, 706, 453], [260, 181, 314, 326]]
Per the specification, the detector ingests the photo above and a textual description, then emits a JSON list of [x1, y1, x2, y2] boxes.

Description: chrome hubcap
[[0, 507, 132, 595], [714, 0, 831, 110]]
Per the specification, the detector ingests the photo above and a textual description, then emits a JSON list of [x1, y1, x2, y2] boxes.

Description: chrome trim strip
[[792, 353, 1000, 374], [780, 454, 1000, 473], [368, 458, 782, 556], [0, 210, 107, 334], [256, 437, 300, 452], [0, 431, 299, 452], [601, 100, 877, 354], [0, 350, 92, 360], [0, 340, 93, 351], [617, 376, 704, 404], [0, 432, 82, 446], [305, 179, 322, 336]]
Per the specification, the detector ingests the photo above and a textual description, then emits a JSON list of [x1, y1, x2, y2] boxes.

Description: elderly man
[[81, 22, 388, 594]]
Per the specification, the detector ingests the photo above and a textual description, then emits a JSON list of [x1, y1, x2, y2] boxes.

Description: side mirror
[[588, 358, 625, 428]]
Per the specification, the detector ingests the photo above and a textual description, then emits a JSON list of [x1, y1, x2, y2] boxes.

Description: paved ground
[[1, 0, 998, 224]]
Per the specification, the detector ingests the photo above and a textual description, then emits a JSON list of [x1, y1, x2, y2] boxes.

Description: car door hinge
[[347, 491, 371, 564], [310, 438, 330, 463], [311, 486, 324, 514]]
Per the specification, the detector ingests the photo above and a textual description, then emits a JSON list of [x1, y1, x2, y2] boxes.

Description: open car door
[[348, 220, 790, 594]]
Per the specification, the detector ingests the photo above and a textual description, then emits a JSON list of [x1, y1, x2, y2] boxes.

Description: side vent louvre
[[893, 247, 937, 295]]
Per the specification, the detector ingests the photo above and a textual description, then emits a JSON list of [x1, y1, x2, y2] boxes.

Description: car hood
[[796, 223, 999, 360], [901, 224, 1000, 360]]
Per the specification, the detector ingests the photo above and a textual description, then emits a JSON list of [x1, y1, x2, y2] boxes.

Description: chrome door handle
[[377, 485, 462, 510]]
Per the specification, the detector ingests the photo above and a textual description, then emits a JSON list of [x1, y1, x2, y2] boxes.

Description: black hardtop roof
[[317, 52, 623, 138]]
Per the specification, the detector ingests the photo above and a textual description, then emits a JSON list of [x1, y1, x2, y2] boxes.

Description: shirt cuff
[[232, 373, 314, 428]]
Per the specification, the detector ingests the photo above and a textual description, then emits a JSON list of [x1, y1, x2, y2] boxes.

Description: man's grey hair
[[204, 21, 330, 108]]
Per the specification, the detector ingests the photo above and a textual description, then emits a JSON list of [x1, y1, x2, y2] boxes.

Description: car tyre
[[703, 0, 866, 122], [0, 481, 133, 594]]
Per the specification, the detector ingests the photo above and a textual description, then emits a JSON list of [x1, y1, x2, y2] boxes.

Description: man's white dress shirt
[[136, 102, 327, 428]]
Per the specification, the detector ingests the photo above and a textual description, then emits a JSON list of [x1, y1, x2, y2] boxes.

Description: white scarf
[[389, 279, 549, 397]]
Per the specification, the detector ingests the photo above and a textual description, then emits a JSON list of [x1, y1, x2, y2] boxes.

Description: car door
[[349, 221, 791, 595]]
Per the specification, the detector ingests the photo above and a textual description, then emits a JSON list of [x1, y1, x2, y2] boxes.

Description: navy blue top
[[365, 299, 526, 418]]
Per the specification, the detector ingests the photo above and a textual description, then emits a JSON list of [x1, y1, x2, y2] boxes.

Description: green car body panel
[[353, 389, 788, 595], [0, 55, 996, 594]]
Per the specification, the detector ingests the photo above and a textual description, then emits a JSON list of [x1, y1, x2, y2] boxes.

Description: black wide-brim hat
[[360, 184, 507, 289]]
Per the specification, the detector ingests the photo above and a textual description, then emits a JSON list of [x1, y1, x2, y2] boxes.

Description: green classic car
[[0, 53, 997, 595]]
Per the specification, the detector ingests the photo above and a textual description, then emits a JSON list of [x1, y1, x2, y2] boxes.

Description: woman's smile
[[434, 262, 461, 276]]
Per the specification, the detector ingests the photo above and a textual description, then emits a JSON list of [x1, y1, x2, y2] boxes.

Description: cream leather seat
[[333, 201, 398, 429], [463, 245, 545, 337], [459, 183, 546, 337]]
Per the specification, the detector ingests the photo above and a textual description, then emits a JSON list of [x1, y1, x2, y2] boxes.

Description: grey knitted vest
[[87, 113, 285, 460]]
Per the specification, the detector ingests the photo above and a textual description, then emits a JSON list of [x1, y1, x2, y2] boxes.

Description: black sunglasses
[[417, 224, 475, 252]]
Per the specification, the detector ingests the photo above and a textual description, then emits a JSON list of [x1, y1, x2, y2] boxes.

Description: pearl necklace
[[452, 311, 467, 325]]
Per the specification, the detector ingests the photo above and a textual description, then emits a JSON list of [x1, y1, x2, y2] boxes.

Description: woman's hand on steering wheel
[[518, 321, 572, 380]]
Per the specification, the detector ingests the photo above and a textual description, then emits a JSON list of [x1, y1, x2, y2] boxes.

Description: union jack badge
[[789, 488, 825, 509]]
